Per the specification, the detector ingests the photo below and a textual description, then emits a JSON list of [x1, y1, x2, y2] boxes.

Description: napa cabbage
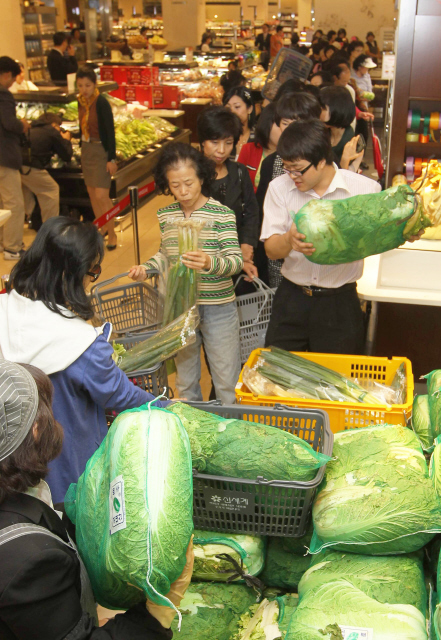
[[192, 530, 265, 581], [412, 395, 434, 451], [259, 537, 311, 590]]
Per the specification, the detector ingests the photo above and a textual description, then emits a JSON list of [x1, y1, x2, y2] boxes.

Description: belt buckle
[[302, 286, 313, 296]]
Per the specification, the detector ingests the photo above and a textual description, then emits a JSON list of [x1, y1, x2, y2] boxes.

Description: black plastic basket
[[90, 270, 163, 336], [185, 401, 333, 537]]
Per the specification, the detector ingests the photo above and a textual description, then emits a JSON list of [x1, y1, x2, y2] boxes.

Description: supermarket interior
[[0, 0, 441, 637]]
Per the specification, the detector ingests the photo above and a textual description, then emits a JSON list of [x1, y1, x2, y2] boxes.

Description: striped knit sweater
[[143, 198, 244, 305]]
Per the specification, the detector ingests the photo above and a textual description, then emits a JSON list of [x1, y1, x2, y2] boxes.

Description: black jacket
[[23, 120, 73, 170], [78, 94, 117, 162], [255, 33, 271, 52], [47, 49, 78, 82], [210, 159, 260, 247], [0, 87, 25, 171], [0, 493, 173, 640]]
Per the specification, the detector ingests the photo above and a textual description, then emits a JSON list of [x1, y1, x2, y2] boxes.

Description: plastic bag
[[116, 307, 199, 373], [259, 537, 311, 590], [293, 184, 429, 266], [169, 402, 331, 482], [192, 530, 265, 582], [311, 424, 441, 555], [65, 402, 193, 610], [162, 218, 205, 326]]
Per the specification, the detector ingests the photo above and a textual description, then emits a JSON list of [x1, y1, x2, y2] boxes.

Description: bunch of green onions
[[162, 219, 205, 326], [116, 306, 199, 373], [256, 347, 384, 405]]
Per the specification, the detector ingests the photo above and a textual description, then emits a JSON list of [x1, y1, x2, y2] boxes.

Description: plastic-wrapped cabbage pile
[[310, 424, 441, 555], [413, 369, 441, 451], [65, 403, 193, 610], [293, 184, 433, 265], [259, 536, 311, 591], [192, 530, 265, 582], [234, 594, 299, 640], [169, 402, 330, 482]]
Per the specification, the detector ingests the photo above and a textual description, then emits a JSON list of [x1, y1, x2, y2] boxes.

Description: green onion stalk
[[116, 306, 199, 373], [162, 219, 205, 326], [257, 347, 384, 405]]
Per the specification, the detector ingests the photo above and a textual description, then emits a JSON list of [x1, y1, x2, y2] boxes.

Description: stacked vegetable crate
[[90, 271, 168, 398], [236, 349, 414, 434]]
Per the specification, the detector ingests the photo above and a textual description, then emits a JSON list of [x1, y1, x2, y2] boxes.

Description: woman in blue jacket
[[0, 217, 165, 503]]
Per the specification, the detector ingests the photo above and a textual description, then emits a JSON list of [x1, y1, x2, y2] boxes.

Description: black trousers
[[265, 277, 365, 355]]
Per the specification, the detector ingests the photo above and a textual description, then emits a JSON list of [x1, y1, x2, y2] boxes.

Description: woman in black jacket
[[76, 67, 118, 249], [197, 105, 260, 285], [0, 360, 193, 640]]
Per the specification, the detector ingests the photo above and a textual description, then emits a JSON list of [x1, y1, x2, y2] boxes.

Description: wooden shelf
[[405, 141, 441, 156]]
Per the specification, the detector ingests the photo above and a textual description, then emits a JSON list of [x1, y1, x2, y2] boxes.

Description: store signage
[[382, 54, 395, 80], [201, 485, 256, 517]]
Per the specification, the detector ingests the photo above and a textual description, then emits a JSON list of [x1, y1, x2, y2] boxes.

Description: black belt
[[292, 282, 356, 297]]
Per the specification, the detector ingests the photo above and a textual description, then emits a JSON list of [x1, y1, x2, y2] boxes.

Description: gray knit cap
[[0, 360, 38, 462]]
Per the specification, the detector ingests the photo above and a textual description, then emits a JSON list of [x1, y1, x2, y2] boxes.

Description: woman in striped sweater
[[129, 143, 243, 404]]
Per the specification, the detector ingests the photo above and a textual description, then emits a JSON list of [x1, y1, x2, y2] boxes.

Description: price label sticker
[[340, 626, 373, 640], [109, 475, 127, 535]]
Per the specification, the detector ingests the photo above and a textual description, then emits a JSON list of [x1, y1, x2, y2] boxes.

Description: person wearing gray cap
[[0, 359, 194, 639], [0, 216, 167, 504]]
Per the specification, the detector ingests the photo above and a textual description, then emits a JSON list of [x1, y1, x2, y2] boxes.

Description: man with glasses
[[261, 119, 381, 354]]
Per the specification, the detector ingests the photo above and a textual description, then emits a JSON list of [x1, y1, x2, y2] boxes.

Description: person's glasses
[[283, 161, 314, 178], [87, 264, 102, 282]]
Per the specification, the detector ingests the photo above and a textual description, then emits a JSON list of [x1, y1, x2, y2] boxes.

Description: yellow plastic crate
[[235, 350, 414, 434]]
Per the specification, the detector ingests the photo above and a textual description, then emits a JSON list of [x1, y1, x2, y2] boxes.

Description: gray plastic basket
[[235, 276, 275, 365], [185, 401, 333, 537], [90, 270, 163, 336]]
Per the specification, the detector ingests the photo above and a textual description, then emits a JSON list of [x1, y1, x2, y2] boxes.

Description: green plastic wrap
[[298, 550, 427, 614], [430, 437, 441, 497], [311, 424, 441, 555], [286, 580, 427, 640], [64, 403, 193, 610], [192, 530, 265, 582], [162, 219, 204, 326], [413, 395, 434, 451], [293, 184, 429, 265], [169, 402, 331, 482], [280, 522, 314, 555], [259, 537, 311, 590], [170, 582, 256, 640], [234, 594, 299, 640]]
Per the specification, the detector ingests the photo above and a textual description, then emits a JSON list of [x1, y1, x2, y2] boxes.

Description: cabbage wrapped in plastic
[[412, 394, 434, 451], [259, 537, 311, 590], [293, 184, 429, 265], [192, 530, 265, 582], [310, 424, 441, 555], [234, 594, 299, 640], [423, 370, 441, 442], [430, 436, 441, 497]]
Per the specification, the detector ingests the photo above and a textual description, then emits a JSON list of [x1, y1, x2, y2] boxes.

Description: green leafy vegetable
[[412, 395, 434, 451], [65, 405, 193, 610], [286, 580, 427, 640], [169, 402, 330, 482], [193, 530, 265, 581], [430, 436, 441, 497], [423, 370, 441, 443], [293, 185, 431, 265], [259, 537, 311, 590], [170, 582, 256, 640], [311, 424, 441, 554], [298, 550, 427, 614], [111, 341, 126, 363]]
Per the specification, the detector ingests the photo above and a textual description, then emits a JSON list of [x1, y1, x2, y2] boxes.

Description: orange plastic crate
[[235, 350, 414, 434]]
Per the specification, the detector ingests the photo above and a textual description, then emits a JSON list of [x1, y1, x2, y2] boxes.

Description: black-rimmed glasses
[[283, 161, 314, 178], [87, 264, 102, 282]]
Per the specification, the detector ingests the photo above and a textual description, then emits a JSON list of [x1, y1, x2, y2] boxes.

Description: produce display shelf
[[235, 349, 414, 434]]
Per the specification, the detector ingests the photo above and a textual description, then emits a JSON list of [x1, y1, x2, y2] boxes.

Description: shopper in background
[[21, 113, 73, 227], [365, 31, 379, 61], [351, 54, 376, 93], [255, 23, 271, 70], [47, 32, 78, 82], [223, 86, 256, 157], [261, 119, 381, 354], [220, 68, 246, 95], [326, 30, 337, 44], [9, 63, 39, 92], [201, 33, 212, 52], [238, 102, 281, 190], [290, 32, 301, 51], [0, 360, 194, 639], [129, 143, 244, 404], [256, 92, 322, 288], [336, 28, 348, 47], [198, 106, 260, 281], [346, 39, 365, 66], [76, 66, 117, 249], [310, 70, 333, 87], [0, 56, 29, 261], [320, 85, 356, 166], [0, 217, 167, 504], [70, 27, 86, 62], [309, 42, 326, 74], [270, 25, 284, 60], [312, 29, 324, 44]]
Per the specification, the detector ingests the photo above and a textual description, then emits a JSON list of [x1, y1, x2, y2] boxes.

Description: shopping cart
[[90, 270, 163, 336], [235, 276, 275, 365]]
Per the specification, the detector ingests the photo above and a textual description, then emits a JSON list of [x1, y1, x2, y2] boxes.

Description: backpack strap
[[0, 522, 73, 548]]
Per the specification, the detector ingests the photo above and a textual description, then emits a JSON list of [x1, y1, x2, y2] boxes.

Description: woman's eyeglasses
[[283, 161, 314, 178], [87, 264, 102, 282]]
